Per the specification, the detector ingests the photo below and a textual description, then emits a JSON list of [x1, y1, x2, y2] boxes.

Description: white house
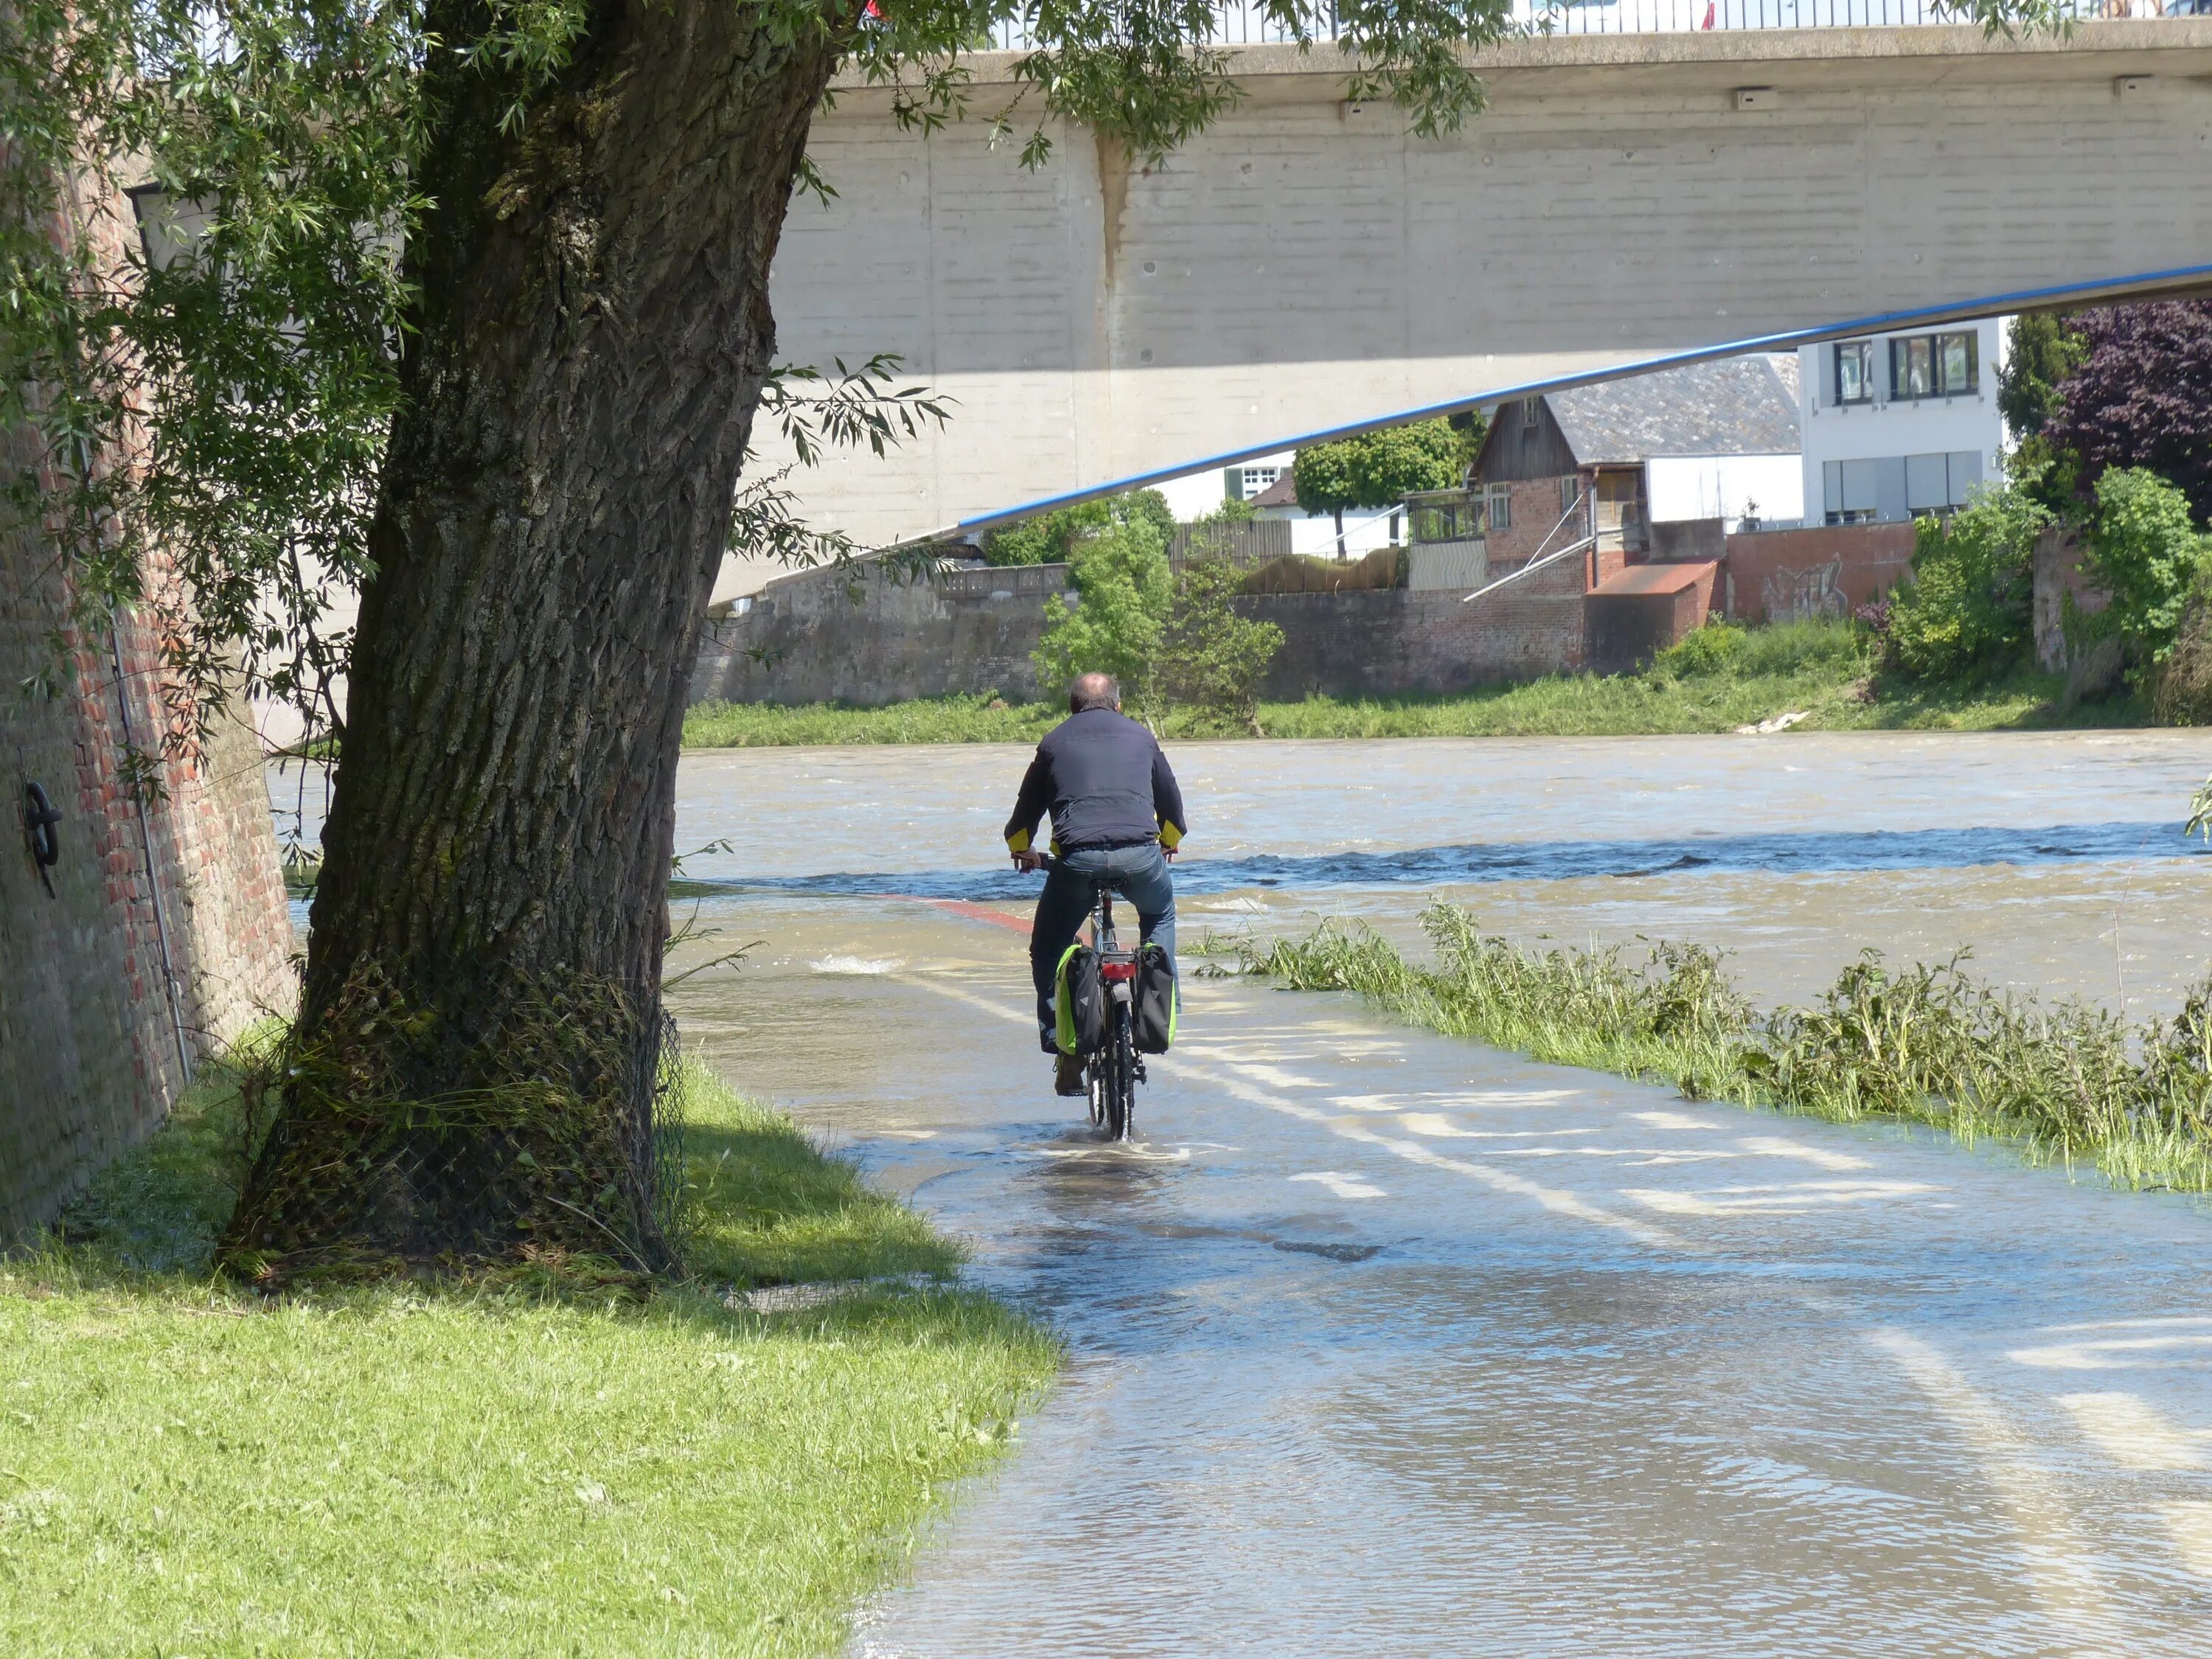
[[1798, 317, 2008, 526], [1240, 470, 1416, 558], [1167, 451, 1395, 558]]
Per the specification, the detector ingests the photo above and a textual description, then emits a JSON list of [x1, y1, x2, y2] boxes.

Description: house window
[[1225, 464, 1281, 501], [1822, 459, 1880, 525], [1485, 483, 1512, 532], [1834, 340, 1875, 406], [1940, 333, 1976, 396], [1559, 476, 1581, 515], [1521, 397, 1542, 430], [1889, 331, 1978, 400], [1905, 452, 1951, 513]]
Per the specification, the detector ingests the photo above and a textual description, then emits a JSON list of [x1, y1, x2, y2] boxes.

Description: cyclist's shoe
[[1039, 1028, 1059, 1055], [1054, 1053, 1087, 1096]]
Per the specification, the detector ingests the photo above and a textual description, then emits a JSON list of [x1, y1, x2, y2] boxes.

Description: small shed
[[1585, 560, 1721, 674]]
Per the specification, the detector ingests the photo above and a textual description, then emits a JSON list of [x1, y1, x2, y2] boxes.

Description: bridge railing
[[986, 0, 2185, 52]]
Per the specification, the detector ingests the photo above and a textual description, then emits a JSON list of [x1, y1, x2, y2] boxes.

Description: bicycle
[[1037, 856, 1146, 1142]]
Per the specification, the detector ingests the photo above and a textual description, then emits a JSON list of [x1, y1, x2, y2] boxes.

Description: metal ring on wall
[[23, 781, 60, 869]]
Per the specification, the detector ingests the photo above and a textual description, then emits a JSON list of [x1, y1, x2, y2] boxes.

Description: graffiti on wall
[[1761, 557, 1850, 625]]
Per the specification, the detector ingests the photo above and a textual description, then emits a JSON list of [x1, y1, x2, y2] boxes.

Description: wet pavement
[[657, 731, 2212, 1658]]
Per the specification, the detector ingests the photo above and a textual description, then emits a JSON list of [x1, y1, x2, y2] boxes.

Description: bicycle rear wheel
[[1101, 1004, 1135, 1141]]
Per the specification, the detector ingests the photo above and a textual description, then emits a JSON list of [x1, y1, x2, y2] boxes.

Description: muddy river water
[[281, 731, 2212, 1653], [650, 731, 2212, 1657]]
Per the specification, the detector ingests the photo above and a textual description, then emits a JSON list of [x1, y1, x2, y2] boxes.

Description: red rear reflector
[[1101, 961, 1137, 982]]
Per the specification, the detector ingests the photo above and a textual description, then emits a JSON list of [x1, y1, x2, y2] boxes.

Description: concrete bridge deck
[[745, 21, 2212, 576]]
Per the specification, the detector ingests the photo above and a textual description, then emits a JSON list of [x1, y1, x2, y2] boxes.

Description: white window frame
[[1485, 482, 1512, 532], [1834, 340, 1875, 406]]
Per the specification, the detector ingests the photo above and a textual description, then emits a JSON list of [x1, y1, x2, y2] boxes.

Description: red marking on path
[[875, 894, 1032, 933]]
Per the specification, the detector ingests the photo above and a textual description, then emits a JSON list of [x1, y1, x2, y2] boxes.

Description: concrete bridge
[[746, 19, 2212, 581]]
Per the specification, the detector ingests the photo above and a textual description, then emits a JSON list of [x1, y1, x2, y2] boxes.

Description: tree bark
[[227, 1, 846, 1273]]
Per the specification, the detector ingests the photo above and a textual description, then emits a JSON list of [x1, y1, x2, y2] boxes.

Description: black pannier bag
[[1055, 942, 1107, 1056], [1133, 942, 1177, 1054]]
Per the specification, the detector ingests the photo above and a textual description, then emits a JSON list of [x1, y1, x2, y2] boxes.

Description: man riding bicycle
[[1006, 672, 1186, 1096]]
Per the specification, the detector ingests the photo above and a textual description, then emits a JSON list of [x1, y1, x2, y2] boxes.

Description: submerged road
[[655, 734, 2212, 1656]]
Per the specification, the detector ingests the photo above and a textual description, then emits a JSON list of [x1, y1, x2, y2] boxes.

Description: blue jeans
[[1032, 843, 1176, 1043]]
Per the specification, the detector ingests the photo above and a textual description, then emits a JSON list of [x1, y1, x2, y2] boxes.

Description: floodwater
[[659, 731, 2212, 1658]]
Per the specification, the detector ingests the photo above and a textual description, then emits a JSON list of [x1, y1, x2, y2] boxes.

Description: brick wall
[[1720, 522, 1916, 623], [1251, 557, 1587, 698], [690, 548, 1589, 710], [1481, 476, 1590, 577], [2, 456, 296, 1242]]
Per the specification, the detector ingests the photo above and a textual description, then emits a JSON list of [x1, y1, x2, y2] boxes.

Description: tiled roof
[[1249, 470, 1299, 509], [1767, 351, 1801, 404], [1548, 355, 1801, 465]]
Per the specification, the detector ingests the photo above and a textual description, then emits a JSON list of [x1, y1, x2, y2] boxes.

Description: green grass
[[0, 1061, 1057, 1657], [1228, 902, 2212, 1196], [684, 692, 1060, 748], [682, 622, 2151, 748]]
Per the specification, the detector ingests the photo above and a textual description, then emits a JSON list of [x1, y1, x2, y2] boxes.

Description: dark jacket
[[1004, 709, 1187, 855]]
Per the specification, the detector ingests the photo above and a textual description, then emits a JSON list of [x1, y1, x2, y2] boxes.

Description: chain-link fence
[[223, 964, 675, 1280]]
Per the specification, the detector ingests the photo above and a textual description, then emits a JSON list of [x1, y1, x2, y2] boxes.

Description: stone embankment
[[689, 555, 1589, 709]]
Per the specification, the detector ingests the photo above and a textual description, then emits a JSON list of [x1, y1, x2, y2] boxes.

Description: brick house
[[1458, 355, 1805, 669]]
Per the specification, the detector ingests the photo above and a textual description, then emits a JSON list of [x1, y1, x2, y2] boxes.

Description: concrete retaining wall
[[692, 561, 1075, 706], [689, 552, 1587, 709]]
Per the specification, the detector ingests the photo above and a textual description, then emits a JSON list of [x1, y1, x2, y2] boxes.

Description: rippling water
[[682, 817, 2205, 903]]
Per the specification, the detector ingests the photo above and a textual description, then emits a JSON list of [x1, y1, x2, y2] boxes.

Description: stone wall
[[2, 437, 296, 1242], [689, 551, 1588, 710], [694, 519, 1962, 715], [2031, 525, 2107, 672], [692, 561, 1075, 706], [1251, 560, 1587, 699]]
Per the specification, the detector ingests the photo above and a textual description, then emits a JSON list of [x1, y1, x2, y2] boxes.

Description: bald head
[[1068, 672, 1120, 714]]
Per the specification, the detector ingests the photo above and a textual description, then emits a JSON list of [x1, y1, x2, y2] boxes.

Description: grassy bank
[[0, 1062, 1056, 1656], [684, 622, 2148, 748], [1225, 902, 2212, 1195]]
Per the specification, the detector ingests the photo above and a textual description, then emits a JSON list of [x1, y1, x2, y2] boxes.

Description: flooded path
[[660, 731, 2212, 1657]]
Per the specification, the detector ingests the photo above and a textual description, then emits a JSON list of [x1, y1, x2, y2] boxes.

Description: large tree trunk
[[226, 1, 846, 1274]]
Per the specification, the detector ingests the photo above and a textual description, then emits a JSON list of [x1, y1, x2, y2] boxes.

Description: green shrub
[[1032, 513, 1172, 706], [1158, 557, 1284, 734], [2153, 581, 2212, 724], [1731, 617, 1868, 677], [1887, 487, 2051, 682], [983, 489, 1175, 567], [2083, 466, 2211, 669], [1649, 621, 1745, 678]]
